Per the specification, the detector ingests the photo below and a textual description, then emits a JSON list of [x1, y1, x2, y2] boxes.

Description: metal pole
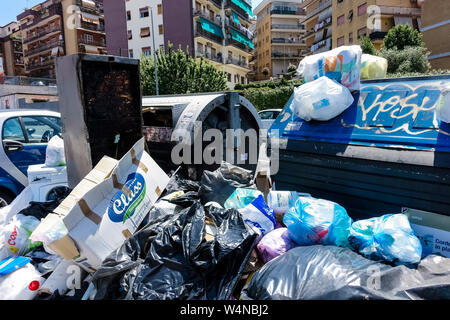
[[150, 6, 159, 95]]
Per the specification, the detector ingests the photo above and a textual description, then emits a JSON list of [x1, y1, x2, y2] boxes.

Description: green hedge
[[242, 85, 295, 111]]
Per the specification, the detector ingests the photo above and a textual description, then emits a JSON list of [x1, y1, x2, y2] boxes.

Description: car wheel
[[0, 190, 13, 208]]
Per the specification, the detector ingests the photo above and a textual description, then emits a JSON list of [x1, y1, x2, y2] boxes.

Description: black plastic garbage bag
[[164, 169, 201, 195], [199, 162, 256, 206], [241, 245, 450, 300], [18, 187, 71, 220], [92, 201, 258, 300]]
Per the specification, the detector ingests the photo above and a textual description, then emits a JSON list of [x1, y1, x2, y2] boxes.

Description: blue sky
[[0, 0, 43, 27], [1, 0, 264, 27]]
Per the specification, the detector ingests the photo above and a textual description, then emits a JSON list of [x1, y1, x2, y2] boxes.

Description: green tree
[[380, 46, 431, 74], [383, 24, 424, 50], [141, 43, 228, 95], [359, 36, 377, 55], [283, 64, 297, 80]]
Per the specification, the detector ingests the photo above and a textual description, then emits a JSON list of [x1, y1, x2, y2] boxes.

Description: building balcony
[[193, 10, 223, 27], [23, 25, 62, 44], [26, 57, 55, 71], [226, 39, 252, 54], [271, 24, 305, 31], [75, 0, 104, 16], [78, 37, 106, 47], [225, 0, 250, 22], [225, 57, 249, 69], [195, 27, 224, 45], [272, 38, 305, 45], [79, 21, 105, 33], [302, 0, 332, 22], [195, 51, 224, 64], [24, 40, 64, 58], [272, 52, 303, 59], [270, 8, 306, 16], [208, 0, 223, 9]]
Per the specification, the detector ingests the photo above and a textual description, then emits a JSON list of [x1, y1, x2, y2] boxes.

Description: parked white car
[[258, 109, 282, 130]]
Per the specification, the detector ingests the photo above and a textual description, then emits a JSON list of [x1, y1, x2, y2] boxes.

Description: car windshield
[[260, 111, 280, 120]]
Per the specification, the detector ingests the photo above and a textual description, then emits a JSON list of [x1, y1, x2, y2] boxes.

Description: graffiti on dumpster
[[341, 82, 450, 137]]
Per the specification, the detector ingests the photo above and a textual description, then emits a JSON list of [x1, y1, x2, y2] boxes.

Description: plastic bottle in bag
[[0, 262, 45, 300], [283, 197, 353, 247], [45, 135, 66, 167], [291, 76, 354, 121]]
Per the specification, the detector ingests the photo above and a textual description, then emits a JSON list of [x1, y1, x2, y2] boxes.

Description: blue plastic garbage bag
[[348, 214, 422, 265], [283, 197, 352, 247], [239, 195, 276, 236]]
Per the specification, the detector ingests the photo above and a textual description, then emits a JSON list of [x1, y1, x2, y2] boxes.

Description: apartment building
[[332, 0, 422, 50], [0, 22, 25, 77], [300, 0, 332, 55], [17, 0, 106, 78], [253, 0, 307, 81], [125, 0, 165, 59], [421, 0, 450, 69]]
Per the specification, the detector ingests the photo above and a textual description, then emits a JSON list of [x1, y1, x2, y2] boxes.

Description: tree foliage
[[359, 36, 377, 55], [141, 43, 228, 95], [382, 24, 424, 50], [380, 46, 431, 74]]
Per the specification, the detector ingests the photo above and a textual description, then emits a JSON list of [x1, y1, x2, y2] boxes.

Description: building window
[[348, 9, 353, 22], [241, 76, 245, 84], [159, 25, 163, 35], [140, 27, 150, 38], [198, 42, 204, 54], [337, 15, 345, 26], [337, 36, 345, 47], [140, 7, 149, 18], [227, 73, 231, 82], [349, 32, 353, 44], [142, 47, 151, 56], [84, 33, 93, 43], [127, 30, 132, 40], [358, 3, 367, 16], [127, 11, 131, 20], [358, 27, 367, 38], [157, 4, 162, 15], [129, 49, 134, 58]]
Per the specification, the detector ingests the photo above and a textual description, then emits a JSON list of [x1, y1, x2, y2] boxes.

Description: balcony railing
[[75, 0, 104, 15], [271, 24, 305, 31], [226, 1, 250, 21], [272, 38, 305, 45], [208, 0, 223, 9], [26, 58, 56, 71], [195, 26, 224, 45], [195, 51, 224, 64], [226, 57, 249, 69], [193, 10, 223, 26], [271, 8, 306, 16], [302, 0, 332, 21], [24, 40, 64, 57], [78, 37, 106, 47], [272, 52, 303, 58], [23, 25, 62, 44], [369, 31, 388, 41], [79, 21, 105, 32], [226, 39, 252, 53]]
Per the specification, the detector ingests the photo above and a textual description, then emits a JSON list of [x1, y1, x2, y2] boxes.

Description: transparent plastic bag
[[224, 188, 262, 210], [437, 83, 450, 123], [283, 197, 353, 247], [360, 54, 388, 80], [297, 45, 362, 91], [291, 76, 354, 121], [348, 214, 422, 265], [45, 135, 66, 167]]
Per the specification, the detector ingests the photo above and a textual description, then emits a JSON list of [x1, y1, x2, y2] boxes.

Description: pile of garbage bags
[[0, 136, 449, 301]]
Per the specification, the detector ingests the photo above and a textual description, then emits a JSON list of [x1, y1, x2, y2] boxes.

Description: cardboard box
[[33, 138, 170, 272], [403, 208, 450, 258]]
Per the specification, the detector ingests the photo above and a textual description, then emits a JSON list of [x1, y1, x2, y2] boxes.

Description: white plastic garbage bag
[[291, 76, 354, 121], [297, 45, 362, 91], [360, 54, 388, 80], [45, 135, 66, 167], [0, 261, 45, 300], [437, 83, 450, 123], [0, 214, 42, 261], [0, 186, 34, 225]]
